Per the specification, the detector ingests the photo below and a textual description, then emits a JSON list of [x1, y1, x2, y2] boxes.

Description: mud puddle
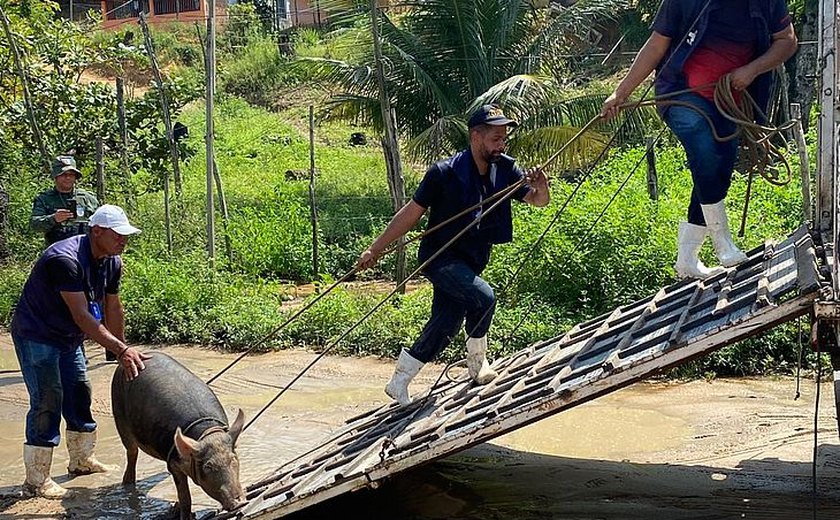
[[0, 336, 839, 519]]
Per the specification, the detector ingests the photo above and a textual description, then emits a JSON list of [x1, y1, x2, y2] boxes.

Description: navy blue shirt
[[11, 234, 122, 350], [651, 0, 792, 116], [413, 149, 530, 274]]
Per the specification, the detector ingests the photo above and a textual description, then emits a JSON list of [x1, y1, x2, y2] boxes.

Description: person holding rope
[[601, 0, 797, 279], [357, 104, 550, 406], [12, 204, 149, 498]]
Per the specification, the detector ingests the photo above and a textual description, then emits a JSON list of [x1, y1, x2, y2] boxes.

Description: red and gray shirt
[[651, 0, 792, 114]]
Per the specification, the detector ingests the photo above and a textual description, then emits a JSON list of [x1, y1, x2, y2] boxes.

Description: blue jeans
[[408, 260, 496, 363], [13, 334, 96, 447], [662, 92, 739, 226]]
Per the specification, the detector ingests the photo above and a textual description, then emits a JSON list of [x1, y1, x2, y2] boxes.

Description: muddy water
[[1, 339, 840, 519]]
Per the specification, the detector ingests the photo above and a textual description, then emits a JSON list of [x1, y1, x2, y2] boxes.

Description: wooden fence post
[[645, 137, 658, 201], [139, 12, 182, 198], [790, 103, 812, 224], [95, 137, 105, 202], [309, 105, 320, 279]]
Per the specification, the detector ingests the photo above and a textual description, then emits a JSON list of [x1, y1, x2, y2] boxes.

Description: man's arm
[[356, 200, 427, 270], [30, 195, 71, 232], [104, 293, 126, 342], [60, 291, 148, 380], [601, 32, 672, 120], [730, 24, 798, 91]]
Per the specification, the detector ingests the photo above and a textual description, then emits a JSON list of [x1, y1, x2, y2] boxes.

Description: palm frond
[[467, 74, 554, 118], [520, 93, 659, 146], [319, 94, 382, 129], [406, 115, 469, 162], [291, 57, 377, 95], [509, 125, 610, 171]]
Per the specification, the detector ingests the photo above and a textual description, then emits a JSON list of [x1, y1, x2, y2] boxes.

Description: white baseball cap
[[89, 204, 141, 236]]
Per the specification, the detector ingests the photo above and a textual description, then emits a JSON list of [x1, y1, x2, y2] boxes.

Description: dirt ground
[[1, 336, 839, 519]]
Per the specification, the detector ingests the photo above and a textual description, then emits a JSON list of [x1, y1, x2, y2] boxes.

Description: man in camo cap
[[30, 155, 99, 246]]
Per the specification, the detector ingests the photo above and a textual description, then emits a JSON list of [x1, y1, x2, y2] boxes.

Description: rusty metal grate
[[205, 224, 824, 520]]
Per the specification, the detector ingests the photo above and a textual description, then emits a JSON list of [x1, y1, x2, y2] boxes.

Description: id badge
[[88, 301, 102, 322]]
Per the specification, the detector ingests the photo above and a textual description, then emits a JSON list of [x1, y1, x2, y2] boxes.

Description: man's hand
[[54, 209, 74, 223], [356, 249, 380, 271], [526, 167, 548, 191], [729, 64, 758, 91], [524, 167, 550, 207], [118, 346, 151, 381], [600, 91, 627, 120]]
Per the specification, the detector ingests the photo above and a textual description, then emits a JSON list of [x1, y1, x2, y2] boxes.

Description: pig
[[111, 352, 247, 519]]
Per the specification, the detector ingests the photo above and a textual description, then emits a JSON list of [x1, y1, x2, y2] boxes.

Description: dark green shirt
[[30, 188, 99, 245]]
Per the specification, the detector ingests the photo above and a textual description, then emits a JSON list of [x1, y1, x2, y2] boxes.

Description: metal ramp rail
[[207, 224, 825, 520]]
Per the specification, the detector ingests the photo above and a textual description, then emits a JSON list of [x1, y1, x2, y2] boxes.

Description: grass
[[0, 89, 819, 376]]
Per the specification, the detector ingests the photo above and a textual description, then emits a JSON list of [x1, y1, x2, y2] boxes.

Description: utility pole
[[205, 0, 217, 263], [0, 4, 49, 174], [369, 0, 407, 291]]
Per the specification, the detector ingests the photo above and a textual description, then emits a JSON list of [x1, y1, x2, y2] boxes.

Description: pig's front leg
[[170, 466, 194, 520]]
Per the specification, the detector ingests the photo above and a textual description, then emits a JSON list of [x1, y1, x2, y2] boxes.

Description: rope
[[207, 82, 603, 386], [242, 177, 527, 432]]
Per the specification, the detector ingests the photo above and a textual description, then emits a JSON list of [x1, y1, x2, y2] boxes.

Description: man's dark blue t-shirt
[[11, 234, 122, 350], [413, 149, 530, 274]]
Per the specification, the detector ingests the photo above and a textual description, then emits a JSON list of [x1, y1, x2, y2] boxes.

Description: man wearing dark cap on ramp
[[357, 104, 550, 405]]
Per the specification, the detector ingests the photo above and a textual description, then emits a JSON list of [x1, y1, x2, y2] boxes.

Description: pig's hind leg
[[116, 429, 139, 487]]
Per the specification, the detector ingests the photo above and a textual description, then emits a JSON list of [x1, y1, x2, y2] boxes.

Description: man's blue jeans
[[13, 334, 96, 447], [662, 92, 739, 226], [408, 260, 496, 363]]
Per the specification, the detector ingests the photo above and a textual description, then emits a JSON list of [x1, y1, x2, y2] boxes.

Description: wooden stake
[[0, 4, 49, 173], [309, 105, 319, 279], [139, 12, 182, 198], [791, 103, 812, 224], [205, 0, 217, 264], [95, 137, 105, 202]]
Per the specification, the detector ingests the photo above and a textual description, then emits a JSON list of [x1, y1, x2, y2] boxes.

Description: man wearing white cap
[[11, 204, 149, 499]]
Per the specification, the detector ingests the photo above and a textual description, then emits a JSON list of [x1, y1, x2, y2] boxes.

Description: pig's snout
[[222, 488, 247, 511], [223, 495, 246, 511]]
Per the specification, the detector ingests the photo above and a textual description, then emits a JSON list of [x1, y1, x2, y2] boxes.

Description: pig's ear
[[174, 427, 198, 459], [229, 409, 245, 446]]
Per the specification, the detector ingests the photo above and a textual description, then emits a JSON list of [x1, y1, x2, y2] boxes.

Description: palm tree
[[297, 0, 653, 170]]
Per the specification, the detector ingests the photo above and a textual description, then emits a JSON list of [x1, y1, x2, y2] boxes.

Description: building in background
[[100, 0, 227, 30], [55, 0, 104, 22]]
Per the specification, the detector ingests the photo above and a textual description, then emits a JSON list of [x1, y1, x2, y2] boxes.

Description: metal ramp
[[208, 224, 825, 520]]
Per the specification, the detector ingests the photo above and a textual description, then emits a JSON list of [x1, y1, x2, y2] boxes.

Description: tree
[[298, 0, 651, 170]]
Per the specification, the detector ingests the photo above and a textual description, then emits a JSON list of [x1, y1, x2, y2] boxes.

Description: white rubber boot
[[466, 336, 497, 385], [22, 444, 68, 499], [385, 349, 424, 406], [701, 201, 748, 267], [66, 430, 119, 475], [674, 222, 716, 279]]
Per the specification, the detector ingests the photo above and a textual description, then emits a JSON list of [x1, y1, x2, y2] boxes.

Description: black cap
[[467, 104, 518, 129]]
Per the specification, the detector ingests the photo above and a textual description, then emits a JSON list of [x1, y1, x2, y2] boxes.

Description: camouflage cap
[[51, 155, 81, 179]]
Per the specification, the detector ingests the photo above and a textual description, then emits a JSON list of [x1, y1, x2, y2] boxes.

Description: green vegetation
[[0, 0, 824, 379]]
